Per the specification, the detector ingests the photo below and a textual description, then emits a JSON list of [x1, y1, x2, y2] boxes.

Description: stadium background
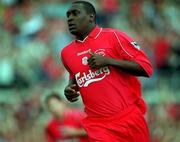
[[0, 0, 179, 141]]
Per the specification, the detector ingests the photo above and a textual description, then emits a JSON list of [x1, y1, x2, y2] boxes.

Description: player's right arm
[[64, 78, 80, 102], [61, 48, 80, 102]]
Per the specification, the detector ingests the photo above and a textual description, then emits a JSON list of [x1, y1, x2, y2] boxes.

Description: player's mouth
[[68, 24, 76, 30]]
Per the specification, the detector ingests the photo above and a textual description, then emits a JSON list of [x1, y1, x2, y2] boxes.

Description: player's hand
[[88, 51, 109, 69], [61, 126, 86, 138], [64, 84, 80, 102], [61, 126, 79, 137]]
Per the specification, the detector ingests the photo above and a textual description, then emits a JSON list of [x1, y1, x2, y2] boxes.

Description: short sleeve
[[112, 30, 153, 77]]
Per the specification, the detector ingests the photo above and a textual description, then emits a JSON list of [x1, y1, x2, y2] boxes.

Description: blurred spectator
[[44, 92, 88, 142], [14, 92, 42, 130], [0, 53, 15, 88], [97, 0, 120, 27], [167, 103, 180, 122], [42, 53, 64, 82], [153, 33, 170, 70]]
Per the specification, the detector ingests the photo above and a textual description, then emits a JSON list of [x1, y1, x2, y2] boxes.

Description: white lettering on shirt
[[77, 49, 91, 56], [75, 67, 110, 87]]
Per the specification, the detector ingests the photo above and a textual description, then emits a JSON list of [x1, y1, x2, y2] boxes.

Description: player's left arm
[[112, 31, 153, 77], [88, 31, 153, 77], [88, 51, 148, 76], [106, 58, 149, 77], [61, 127, 87, 138]]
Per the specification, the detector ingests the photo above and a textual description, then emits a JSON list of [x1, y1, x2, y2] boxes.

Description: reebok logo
[[75, 67, 110, 87]]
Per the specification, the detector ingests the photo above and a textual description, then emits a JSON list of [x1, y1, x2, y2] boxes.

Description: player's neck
[[55, 107, 67, 120], [77, 24, 96, 41]]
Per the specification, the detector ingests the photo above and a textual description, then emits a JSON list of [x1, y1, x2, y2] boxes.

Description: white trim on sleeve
[[113, 31, 133, 58]]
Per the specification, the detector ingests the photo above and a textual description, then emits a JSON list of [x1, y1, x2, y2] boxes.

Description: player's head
[[45, 92, 66, 118], [66, 1, 96, 36]]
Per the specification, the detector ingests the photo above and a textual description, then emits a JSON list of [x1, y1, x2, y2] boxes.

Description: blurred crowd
[[0, 0, 179, 142]]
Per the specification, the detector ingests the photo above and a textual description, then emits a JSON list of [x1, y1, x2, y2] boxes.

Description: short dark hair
[[44, 92, 62, 105], [73, 1, 96, 16]]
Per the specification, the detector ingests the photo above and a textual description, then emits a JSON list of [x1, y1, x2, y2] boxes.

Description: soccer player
[[44, 92, 88, 142], [61, 1, 153, 142]]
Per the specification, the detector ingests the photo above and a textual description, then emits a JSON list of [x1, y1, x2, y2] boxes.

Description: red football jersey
[[45, 109, 88, 142], [61, 26, 153, 118]]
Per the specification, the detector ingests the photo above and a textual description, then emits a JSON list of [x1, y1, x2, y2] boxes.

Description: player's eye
[[73, 10, 80, 16], [66, 10, 80, 18], [66, 12, 70, 18]]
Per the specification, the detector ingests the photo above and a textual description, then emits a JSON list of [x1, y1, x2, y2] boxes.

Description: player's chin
[[69, 28, 78, 35]]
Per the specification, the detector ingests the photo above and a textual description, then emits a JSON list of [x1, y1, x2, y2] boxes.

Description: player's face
[[48, 98, 65, 118], [66, 4, 91, 36]]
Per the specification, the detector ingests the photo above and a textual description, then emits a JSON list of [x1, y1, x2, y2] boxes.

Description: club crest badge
[[94, 49, 106, 56], [82, 56, 88, 65]]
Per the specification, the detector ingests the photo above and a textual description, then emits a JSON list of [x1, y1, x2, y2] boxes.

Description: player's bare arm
[[62, 127, 87, 138], [88, 51, 148, 77], [64, 78, 80, 102]]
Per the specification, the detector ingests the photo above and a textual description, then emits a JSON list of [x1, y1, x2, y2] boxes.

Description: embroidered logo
[[82, 56, 88, 65], [94, 49, 106, 56], [131, 42, 140, 50], [77, 49, 91, 56]]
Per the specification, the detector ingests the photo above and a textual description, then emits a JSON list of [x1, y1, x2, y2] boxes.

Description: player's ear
[[89, 14, 95, 22], [90, 14, 94, 18]]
